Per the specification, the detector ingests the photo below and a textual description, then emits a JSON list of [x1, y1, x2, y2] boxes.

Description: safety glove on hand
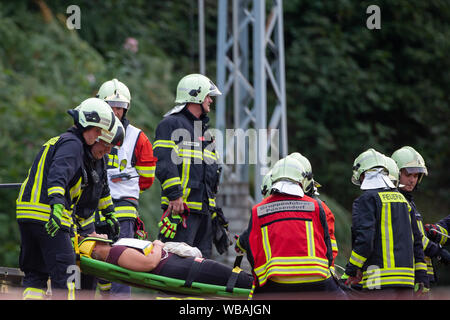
[[424, 224, 439, 242], [103, 211, 120, 241], [158, 204, 189, 239], [135, 216, 148, 240], [234, 235, 246, 255], [212, 207, 229, 230], [414, 282, 430, 297], [211, 208, 232, 254], [45, 203, 65, 237], [437, 247, 450, 264]]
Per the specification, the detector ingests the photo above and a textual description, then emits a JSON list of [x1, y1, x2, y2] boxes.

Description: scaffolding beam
[[216, 0, 288, 202]]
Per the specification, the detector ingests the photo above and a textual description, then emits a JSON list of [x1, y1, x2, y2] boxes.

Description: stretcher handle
[[0, 183, 22, 189]]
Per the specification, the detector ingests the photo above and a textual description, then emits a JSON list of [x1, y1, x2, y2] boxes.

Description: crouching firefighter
[[71, 116, 124, 295], [16, 98, 116, 300], [235, 157, 345, 298]]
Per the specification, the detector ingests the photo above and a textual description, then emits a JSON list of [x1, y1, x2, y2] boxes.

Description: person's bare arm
[[117, 241, 165, 272]]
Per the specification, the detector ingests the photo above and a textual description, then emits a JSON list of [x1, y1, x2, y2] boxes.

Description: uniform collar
[[400, 189, 414, 201], [67, 126, 89, 146], [121, 117, 130, 130], [181, 106, 209, 124]]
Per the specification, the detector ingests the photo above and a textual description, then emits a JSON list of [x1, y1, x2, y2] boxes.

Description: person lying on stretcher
[[79, 233, 253, 290]]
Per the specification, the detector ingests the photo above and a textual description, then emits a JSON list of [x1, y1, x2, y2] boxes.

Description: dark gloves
[[103, 211, 120, 241], [211, 207, 232, 255], [234, 234, 246, 255], [437, 247, 450, 264], [424, 224, 439, 241]]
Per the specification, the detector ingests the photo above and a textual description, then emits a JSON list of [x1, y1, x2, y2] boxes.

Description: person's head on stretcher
[[82, 232, 165, 272]]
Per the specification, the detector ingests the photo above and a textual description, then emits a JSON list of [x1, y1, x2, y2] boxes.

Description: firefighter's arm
[[410, 212, 429, 287], [425, 214, 450, 246], [344, 195, 376, 277], [321, 201, 339, 263], [153, 119, 183, 201], [235, 213, 253, 254], [134, 131, 157, 192], [318, 201, 333, 267], [47, 138, 83, 206]]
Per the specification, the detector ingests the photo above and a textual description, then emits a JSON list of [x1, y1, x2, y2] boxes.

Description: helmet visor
[[404, 167, 427, 175], [106, 100, 129, 109], [208, 81, 222, 96]]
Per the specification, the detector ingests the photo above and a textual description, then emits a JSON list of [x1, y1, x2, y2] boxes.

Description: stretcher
[[79, 255, 251, 299]]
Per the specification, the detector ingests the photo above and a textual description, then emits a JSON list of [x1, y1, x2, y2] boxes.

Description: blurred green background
[[0, 0, 449, 285]]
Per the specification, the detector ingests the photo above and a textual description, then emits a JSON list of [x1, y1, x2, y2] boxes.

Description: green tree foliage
[[0, 1, 177, 266], [283, 0, 450, 215]]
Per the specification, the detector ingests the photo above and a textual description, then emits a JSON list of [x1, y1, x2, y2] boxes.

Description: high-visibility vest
[[248, 193, 333, 286], [107, 124, 141, 201]]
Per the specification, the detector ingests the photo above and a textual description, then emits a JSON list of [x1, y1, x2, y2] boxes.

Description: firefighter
[[391, 146, 450, 288], [73, 117, 124, 239], [96, 78, 157, 297], [153, 73, 226, 259], [344, 148, 429, 299], [287, 152, 339, 272], [236, 157, 344, 297], [16, 98, 116, 300], [71, 117, 124, 296]]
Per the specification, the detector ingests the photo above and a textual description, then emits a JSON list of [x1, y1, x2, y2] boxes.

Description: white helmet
[[391, 146, 428, 184], [175, 74, 221, 105], [97, 78, 131, 110], [98, 116, 125, 147], [384, 155, 399, 187], [68, 98, 116, 132], [270, 157, 306, 197], [261, 169, 273, 198], [287, 152, 317, 195], [351, 148, 388, 186]]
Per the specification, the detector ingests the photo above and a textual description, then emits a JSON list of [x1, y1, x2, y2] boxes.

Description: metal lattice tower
[[215, 0, 288, 202]]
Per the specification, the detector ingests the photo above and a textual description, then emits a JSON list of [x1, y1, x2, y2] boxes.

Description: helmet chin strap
[[200, 103, 206, 116]]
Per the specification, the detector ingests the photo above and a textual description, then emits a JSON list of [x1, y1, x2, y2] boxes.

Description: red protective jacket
[[240, 193, 333, 287]]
